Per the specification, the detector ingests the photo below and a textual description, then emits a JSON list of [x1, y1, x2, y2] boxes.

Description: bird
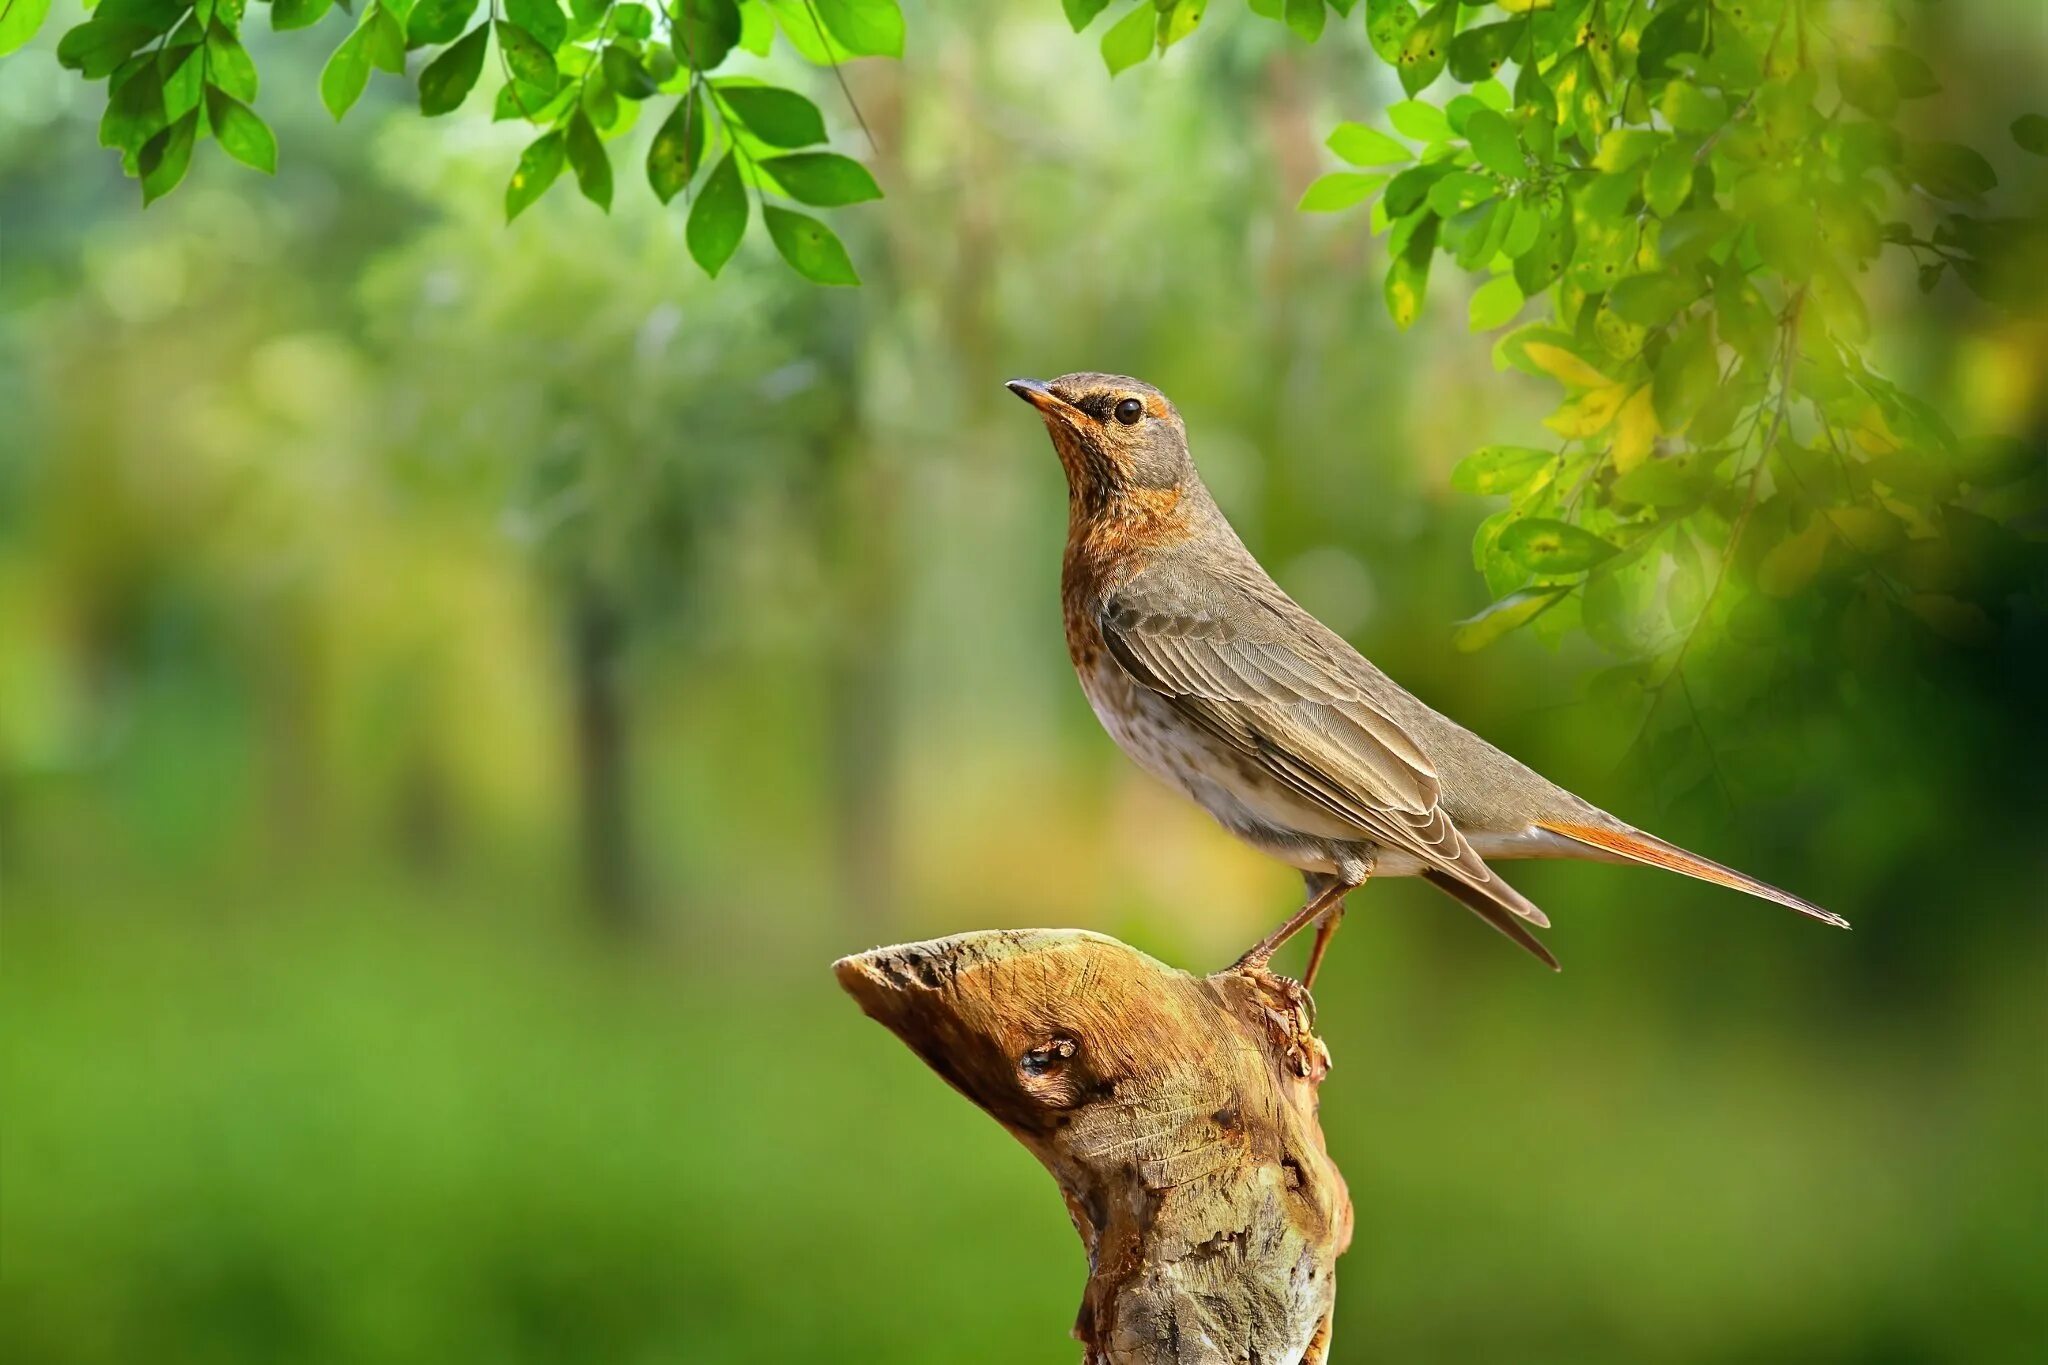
[[1006, 372, 1848, 983]]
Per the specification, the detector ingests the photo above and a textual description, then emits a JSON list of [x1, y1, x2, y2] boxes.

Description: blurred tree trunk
[[822, 454, 902, 929], [814, 60, 916, 930], [1255, 51, 1316, 556], [569, 583, 639, 931]]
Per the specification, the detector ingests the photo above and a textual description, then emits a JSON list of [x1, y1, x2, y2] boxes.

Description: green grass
[[4, 885, 2040, 1363]]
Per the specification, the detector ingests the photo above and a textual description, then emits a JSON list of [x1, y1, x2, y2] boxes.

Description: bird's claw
[[1236, 962, 1329, 1081]]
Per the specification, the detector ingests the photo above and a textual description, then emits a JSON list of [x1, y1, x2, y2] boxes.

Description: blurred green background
[[3, 4, 2044, 1362]]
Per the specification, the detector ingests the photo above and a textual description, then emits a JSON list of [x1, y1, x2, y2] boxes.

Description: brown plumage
[[1008, 372, 1847, 979]]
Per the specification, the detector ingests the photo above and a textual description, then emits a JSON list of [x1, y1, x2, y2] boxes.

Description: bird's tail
[[1535, 819, 1850, 929]]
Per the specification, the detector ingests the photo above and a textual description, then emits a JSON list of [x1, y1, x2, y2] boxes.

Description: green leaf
[[1592, 127, 1660, 174], [138, 108, 197, 204], [1876, 44, 1939, 100], [204, 86, 276, 172], [1611, 453, 1712, 508], [768, 0, 900, 60], [504, 127, 566, 220], [1363, 0, 1415, 65], [1384, 210, 1436, 329], [719, 84, 825, 147], [364, 3, 406, 72], [1100, 1, 1153, 75], [272, 0, 333, 30], [564, 108, 612, 210], [1386, 99, 1448, 144], [1452, 586, 1570, 651], [1643, 143, 1693, 216], [735, 0, 772, 54], [601, 45, 658, 99], [0, 0, 53, 58], [1837, 55, 1897, 120], [817, 0, 904, 57], [418, 21, 488, 115], [505, 0, 565, 47], [99, 55, 165, 156], [614, 3, 655, 38], [1652, 314, 1716, 431], [1636, 0, 1703, 82], [95, 0, 187, 26], [2013, 114, 2048, 158], [497, 21, 559, 92], [495, 76, 571, 123], [59, 19, 157, 77], [1463, 109, 1522, 179], [1384, 159, 1452, 215], [1660, 79, 1724, 133], [673, 0, 738, 70], [1451, 444, 1551, 496], [1063, 0, 1110, 31], [161, 41, 202, 122], [407, 0, 477, 44], [1394, 0, 1453, 96], [1904, 140, 1996, 201], [1755, 520, 1830, 598], [646, 89, 707, 203], [764, 204, 859, 284], [1468, 274, 1523, 332], [1326, 121, 1411, 167], [687, 150, 747, 276], [1446, 19, 1516, 84], [1283, 0, 1323, 43], [1297, 171, 1385, 212], [1425, 169, 1491, 216], [1607, 273, 1695, 328], [1657, 208, 1734, 267], [759, 151, 880, 206], [1904, 594, 1995, 647], [1159, 0, 1205, 48], [319, 24, 371, 120], [1499, 518, 1618, 574]]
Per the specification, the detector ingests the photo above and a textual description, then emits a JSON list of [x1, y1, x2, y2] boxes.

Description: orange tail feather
[[1536, 820, 1850, 929]]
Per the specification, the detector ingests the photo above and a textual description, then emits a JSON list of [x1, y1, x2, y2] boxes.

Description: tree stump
[[835, 929, 1353, 1364]]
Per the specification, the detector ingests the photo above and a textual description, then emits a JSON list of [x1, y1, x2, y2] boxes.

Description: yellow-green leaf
[[1327, 121, 1412, 167], [1467, 273, 1523, 332], [1756, 520, 1831, 598], [1298, 171, 1386, 212], [1544, 381, 1629, 437], [1453, 585, 1572, 651], [1522, 341, 1610, 389], [1499, 518, 1619, 574]]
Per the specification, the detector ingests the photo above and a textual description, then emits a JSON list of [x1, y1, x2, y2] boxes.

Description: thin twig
[[798, 0, 877, 153]]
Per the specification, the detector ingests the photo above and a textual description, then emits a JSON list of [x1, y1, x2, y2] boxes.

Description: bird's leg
[[1233, 875, 1359, 977], [1300, 863, 1373, 990], [1301, 903, 1346, 992]]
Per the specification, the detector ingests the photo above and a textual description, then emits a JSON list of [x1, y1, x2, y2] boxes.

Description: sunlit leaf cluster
[[30, 0, 896, 281], [1073, 0, 2047, 783]]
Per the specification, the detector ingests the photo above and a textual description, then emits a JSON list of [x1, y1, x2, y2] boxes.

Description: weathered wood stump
[[835, 929, 1353, 1364]]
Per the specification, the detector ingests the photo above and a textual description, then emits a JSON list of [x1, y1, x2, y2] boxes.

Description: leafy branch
[[1068, 0, 2048, 788], [20, 0, 899, 281]]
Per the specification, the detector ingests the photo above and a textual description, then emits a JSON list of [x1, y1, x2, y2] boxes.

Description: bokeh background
[[3, 4, 2044, 1362]]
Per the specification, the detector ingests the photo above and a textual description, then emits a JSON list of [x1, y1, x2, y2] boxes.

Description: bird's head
[[1006, 373, 1197, 512]]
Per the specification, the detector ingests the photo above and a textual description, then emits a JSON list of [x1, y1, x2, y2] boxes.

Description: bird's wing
[[1097, 566, 1548, 928]]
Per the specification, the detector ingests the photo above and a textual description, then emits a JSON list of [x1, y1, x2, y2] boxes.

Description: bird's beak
[[1006, 378, 1077, 421]]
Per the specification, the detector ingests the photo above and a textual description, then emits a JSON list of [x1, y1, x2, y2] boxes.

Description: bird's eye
[[1019, 1037, 1077, 1078], [1113, 398, 1144, 426]]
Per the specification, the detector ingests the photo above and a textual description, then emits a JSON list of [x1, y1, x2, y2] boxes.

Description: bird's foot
[[1235, 962, 1328, 1081]]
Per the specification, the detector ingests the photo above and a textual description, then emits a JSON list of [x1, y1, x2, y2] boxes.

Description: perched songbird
[[1007, 372, 1847, 980]]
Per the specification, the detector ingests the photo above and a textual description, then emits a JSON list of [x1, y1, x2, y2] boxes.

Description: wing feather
[[1097, 567, 1549, 929]]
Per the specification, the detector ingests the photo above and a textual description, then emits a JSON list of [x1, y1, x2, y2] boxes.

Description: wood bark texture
[[836, 929, 1353, 1364]]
